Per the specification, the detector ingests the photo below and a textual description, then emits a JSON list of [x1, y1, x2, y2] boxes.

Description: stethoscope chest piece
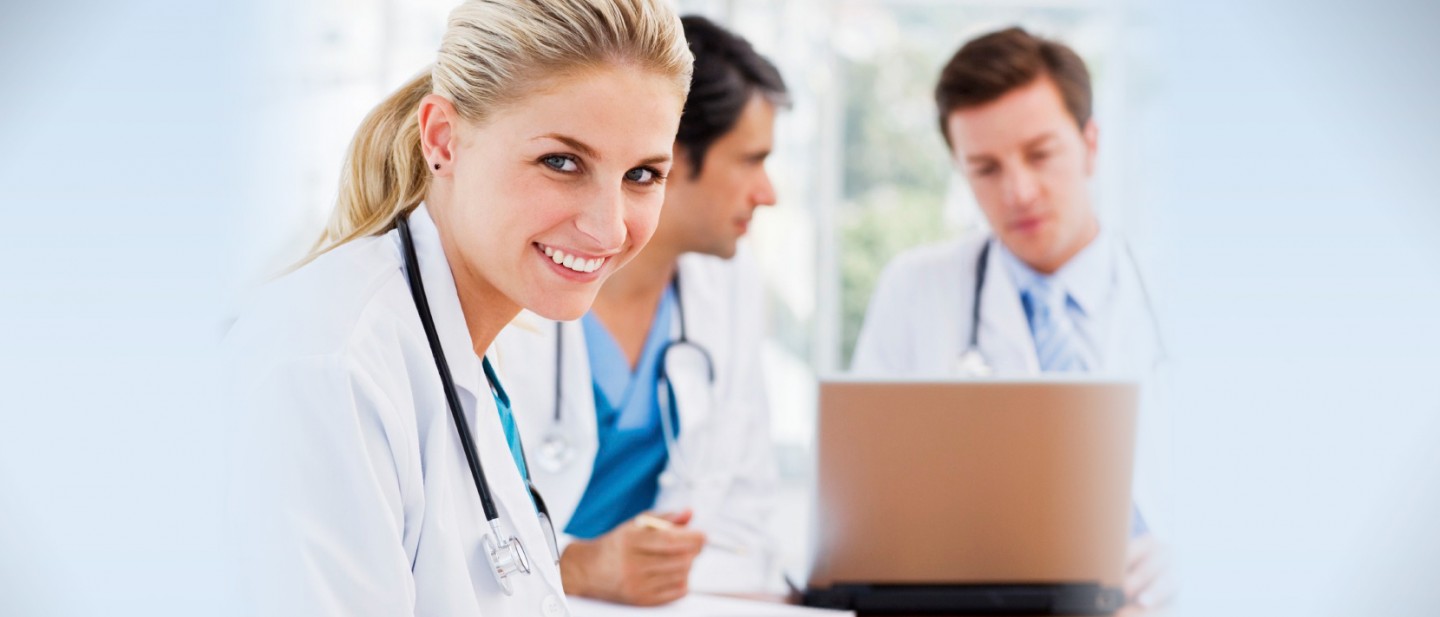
[[955, 347, 994, 377], [535, 429, 577, 473], [482, 521, 532, 596]]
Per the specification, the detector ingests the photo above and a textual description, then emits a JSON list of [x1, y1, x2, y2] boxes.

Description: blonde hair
[[306, 0, 692, 261]]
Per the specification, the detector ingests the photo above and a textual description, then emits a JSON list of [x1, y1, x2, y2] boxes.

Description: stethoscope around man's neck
[[395, 214, 559, 596], [955, 236, 1168, 376], [534, 270, 714, 475], [953, 240, 995, 376]]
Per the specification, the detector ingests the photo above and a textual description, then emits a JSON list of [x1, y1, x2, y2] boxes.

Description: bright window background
[[240, 0, 1159, 582]]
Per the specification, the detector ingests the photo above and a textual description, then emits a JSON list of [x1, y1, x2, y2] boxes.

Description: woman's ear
[[418, 94, 458, 175]]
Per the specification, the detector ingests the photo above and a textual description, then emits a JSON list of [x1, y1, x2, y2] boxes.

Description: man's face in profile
[[662, 94, 779, 260], [946, 75, 1099, 274]]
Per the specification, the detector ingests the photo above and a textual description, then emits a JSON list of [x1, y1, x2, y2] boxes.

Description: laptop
[[802, 378, 1138, 615]]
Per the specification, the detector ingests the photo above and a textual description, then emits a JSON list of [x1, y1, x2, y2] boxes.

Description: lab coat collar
[[978, 237, 1042, 374], [402, 203, 485, 399]]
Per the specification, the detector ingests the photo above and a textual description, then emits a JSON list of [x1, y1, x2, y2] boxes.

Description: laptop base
[[801, 582, 1125, 615]]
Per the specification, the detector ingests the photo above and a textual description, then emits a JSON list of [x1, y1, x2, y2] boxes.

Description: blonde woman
[[225, 1, 691, 614]]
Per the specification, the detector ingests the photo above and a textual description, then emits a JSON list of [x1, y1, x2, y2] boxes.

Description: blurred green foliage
[[836, 46, 953, 365]]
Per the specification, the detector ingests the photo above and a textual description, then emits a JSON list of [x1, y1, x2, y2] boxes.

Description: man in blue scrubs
[[495, 16, 788, 606]]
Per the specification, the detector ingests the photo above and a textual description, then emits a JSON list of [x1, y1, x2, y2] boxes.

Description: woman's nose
[[573, 184, 628, 250]]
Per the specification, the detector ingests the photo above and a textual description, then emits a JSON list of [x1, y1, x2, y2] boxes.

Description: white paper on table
[[566, 593, 854, 617]]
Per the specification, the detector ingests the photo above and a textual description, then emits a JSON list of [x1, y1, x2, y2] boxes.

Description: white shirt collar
[[995, 227, 1114, 316]]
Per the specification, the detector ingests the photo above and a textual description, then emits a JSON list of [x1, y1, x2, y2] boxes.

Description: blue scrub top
[[565, 286, 678, 539]]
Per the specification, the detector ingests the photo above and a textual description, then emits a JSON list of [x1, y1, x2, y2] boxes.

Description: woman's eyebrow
[[535, 133, 600, 159], [635, 153, 672, 167]]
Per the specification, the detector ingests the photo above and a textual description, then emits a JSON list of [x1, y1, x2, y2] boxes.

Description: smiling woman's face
[[423, 66, 684, 322]]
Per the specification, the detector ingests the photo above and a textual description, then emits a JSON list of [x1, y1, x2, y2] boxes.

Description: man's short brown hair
[[935, 27, 1092, 147]]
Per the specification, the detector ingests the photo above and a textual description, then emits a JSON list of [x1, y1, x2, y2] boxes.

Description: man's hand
[[559, 510, 706, 606], [1124, 533, 1175, 612]]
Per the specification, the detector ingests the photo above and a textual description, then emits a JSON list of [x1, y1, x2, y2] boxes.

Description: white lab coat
[[224, 204, 569, 617], [851, 234, 1172, 534], [493, 249, 779, 593]]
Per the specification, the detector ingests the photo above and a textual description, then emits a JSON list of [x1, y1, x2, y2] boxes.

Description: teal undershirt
[[482, 357, 529, 484]]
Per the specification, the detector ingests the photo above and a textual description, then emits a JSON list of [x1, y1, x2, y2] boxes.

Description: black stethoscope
[[533, 271, 715, 476], [955, 236, 1167, 376], [396, 214, 559, 596]]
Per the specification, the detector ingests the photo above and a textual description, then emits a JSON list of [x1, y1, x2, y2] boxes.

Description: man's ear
[[1082, 118, 1099, 177], [418, 94, 458, 175]]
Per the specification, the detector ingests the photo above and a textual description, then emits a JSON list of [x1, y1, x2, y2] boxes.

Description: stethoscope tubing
[[548, 270, 714, 472], [397, 215, 502, 523]]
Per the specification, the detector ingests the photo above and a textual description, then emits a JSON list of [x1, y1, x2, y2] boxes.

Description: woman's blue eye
[[542, 155, 578, 172], [625, 167, 656, 183]]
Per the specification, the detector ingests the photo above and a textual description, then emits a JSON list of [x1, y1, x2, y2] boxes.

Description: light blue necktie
[[1021, 278, 1089, 372]]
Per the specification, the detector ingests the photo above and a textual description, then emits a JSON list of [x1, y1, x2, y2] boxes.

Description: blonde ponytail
[[302, 0, 693, 264], [305, 72, 433, 261]]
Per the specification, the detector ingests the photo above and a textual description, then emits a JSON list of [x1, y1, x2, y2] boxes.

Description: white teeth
[[542, 244, 605, 273]]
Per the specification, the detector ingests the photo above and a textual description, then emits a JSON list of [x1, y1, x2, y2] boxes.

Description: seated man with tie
[[852, 27, 1174, 611]]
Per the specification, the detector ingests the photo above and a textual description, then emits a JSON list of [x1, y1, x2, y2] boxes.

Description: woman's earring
[[433, 163, 440, 170]]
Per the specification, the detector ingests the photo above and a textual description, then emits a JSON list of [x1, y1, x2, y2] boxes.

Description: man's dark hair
[[677, 15, 788, 177], [934, 27, 1092, 147]]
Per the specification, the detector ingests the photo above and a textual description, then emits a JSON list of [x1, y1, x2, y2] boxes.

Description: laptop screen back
[[808, 379, 1138, 589]]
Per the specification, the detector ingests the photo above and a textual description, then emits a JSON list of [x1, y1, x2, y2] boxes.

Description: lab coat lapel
[[404, 207, 569, 598], [651, 257, 719, 510], [976, 239, 1041, 375], [492, 313, 601, 540], [404, 204, 484, 400], [1102, 250, 1165, 377], [549, 318, 599, 533]]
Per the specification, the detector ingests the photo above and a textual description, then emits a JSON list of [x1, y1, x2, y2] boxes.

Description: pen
[[634, 513, 749, 556]]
